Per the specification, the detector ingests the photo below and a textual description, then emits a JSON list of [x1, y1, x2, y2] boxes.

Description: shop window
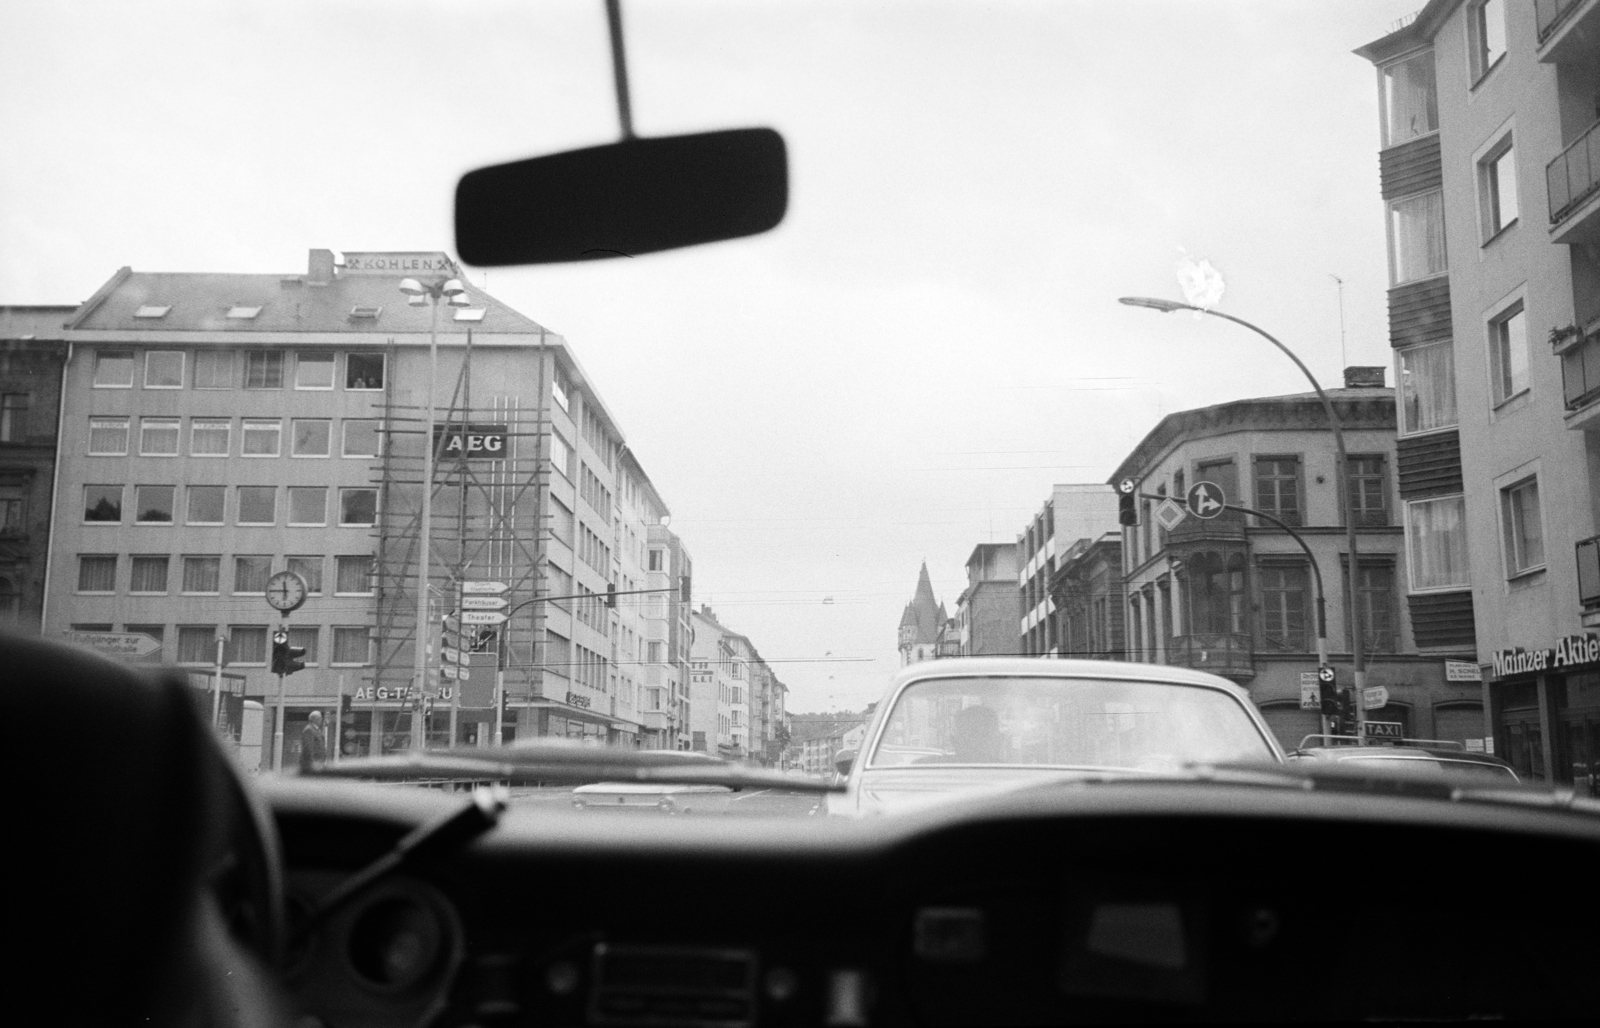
[[84, 485, 122, 523], [77, 554, 117, 593], [346, 353, 384, 390], [1433, 703, 1486, 747], [287, 555, 323, 595], [134, 485, 175, 524]]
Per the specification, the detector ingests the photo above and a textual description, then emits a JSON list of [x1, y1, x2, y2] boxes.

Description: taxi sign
[[1185, 481, 1226, 520], [1362, 721, 1404, 740]]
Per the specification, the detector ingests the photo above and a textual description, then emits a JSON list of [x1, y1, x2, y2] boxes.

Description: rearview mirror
[[834, 749, 856, 776], [455, 128, 788, 266]]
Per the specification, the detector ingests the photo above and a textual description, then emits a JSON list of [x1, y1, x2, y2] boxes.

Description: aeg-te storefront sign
[[431, 425, 509, 459]]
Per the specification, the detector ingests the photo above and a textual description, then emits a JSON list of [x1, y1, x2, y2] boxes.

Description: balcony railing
[[1578, 535, 1600, 610], [1536, 0, 1583, 40], [1562, 331, 1600, 410], [1548, 117, 1600, 226], [1165, 632, 1254, 676]]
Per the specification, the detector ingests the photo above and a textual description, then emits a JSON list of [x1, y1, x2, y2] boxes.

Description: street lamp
[[1118, 296, 1368, 737], [399, 273, 470, 751]]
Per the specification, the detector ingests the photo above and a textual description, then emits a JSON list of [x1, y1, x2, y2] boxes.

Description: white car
[[830, 657, 1286, 816], [571, 781, 733, 815]]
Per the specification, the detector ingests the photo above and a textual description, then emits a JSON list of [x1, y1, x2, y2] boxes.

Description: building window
[[193, 350, 232, 389], [550, 431, 575, 480], [234, 555, 272, 595], [1346, 456, 1390, 527], [1500, 476, 1545, 577], [342, 419, 381, 458], [134, 485, 175, 524], [1397, 341, 1458, 434], [0, 495, 22, 537], [1344, 561, 1398, 654], [1468, 0, 1507, 84], [0, 393, 28, 442], [226, 626, 267, 665], [1194, 458, 1238, 504], [181, 555, 221, 595], [291, 419, 331, 457], [1489, 301, 1530, 406], [1253, 456, 1303, 526], [78, 554, 117, 593], [287, 555, 323, 594], [241, 419, 281, 456], [83, 485, 122, 523], [288, 626, 319, 665], [1257, 563, 1309, 652], [237, 486, 277, 525], [186, 485, 225, 525], [129, 555, 169, 595], [190, 418, 231, 456], [88, 417, 130, 456], [339, 488, 377, 527], [144, 351, 184, 389], [93, 350, 135, 388], [552, 366, 571, 412], [1478, 135, 1519, 239], [1405, 495, 1470, 591], [346, 353, 384, 390], [243, 351, 284, 389], [1389, 190, 1447, 284], [332, 627, 373, 665], [648, 548, 664, 572], [139, 417, 180, 456], [287, 486, 327, 526], [1380, 49, 1437, 147], [177, 625, 218, 664], [295, 352, 335, 389], [1184, 550, 1247, 636], [335, 555, 374, 595]]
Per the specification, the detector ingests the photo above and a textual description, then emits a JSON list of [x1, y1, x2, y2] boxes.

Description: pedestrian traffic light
[[271, 630, 307, 676], [606, 582, 617, 608], [1118, 491, 1138, 526]]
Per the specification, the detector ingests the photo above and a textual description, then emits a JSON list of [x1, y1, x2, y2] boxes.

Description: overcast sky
[[1, 0, 1420, 712]]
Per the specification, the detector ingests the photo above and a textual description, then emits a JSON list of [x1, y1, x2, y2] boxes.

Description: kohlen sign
[[1491, 633, 1600, 679], [432, 424, 508, 459]]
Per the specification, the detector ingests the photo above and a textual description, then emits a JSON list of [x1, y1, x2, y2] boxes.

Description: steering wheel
[[204, 729, 288, 969]]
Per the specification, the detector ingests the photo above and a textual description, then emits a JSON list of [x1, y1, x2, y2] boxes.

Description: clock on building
[[265, 571, 308, 614]]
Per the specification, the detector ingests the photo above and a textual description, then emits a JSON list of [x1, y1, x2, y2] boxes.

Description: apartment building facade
[[1, 307, 72, 631], [1359, 0, 1600, 786], [645, 524, 693, 749], [1048, 533, 1124, 661], [690, 606, 745, 757], [956, 542, 1021, 656], [1108, 381, 1478, 751], [1017, 484, 1120, 655]]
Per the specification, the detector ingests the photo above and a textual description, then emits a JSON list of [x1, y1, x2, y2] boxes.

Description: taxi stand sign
[[1362, 721, 1404, 741]]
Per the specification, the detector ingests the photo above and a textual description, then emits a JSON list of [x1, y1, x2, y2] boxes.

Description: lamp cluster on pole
[[399, 273, 470, 752]]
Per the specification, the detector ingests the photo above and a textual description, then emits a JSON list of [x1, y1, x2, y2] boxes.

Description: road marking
[[733, 789, 772, 801]]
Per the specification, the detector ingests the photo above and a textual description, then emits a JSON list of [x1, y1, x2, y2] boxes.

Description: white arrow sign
[[440, 665, 470, 681], [67, 631, 162, 659], [462, 580, 509, 595], [460, 610, 509, 625], [1186, 481, 1227, 520], [1362, 685, 1390, 710], [461, 595, 508, 610]]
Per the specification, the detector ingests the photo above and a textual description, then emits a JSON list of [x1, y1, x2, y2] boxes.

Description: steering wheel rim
[[205, 726, 287, 969]]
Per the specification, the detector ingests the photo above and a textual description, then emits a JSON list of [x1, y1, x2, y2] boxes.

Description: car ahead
[[1287, 735, 1521, 782], [830, 657, 1286, 816], [571, 781, 734, 814]]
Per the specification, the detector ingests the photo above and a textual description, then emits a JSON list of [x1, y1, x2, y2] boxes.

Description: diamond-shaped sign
[[1152, 497, 1187, 532]]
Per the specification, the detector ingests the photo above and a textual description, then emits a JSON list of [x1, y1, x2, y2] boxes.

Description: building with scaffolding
[[45, 248, 677, 763]]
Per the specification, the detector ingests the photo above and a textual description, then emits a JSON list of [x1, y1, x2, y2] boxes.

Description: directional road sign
[[1117, 478, 1137, 495], [460, 610, 509, 625], [1185, 481, 1227, 520], [440, 646, 463, 665], [1362, 720, 1404, 741], [461, 580, 509, 595], [1152, 497, 1187, 532], [1362, 685, 1391, 710], [461, 595, 508, 610], [67, 631, 162, 659], [440, 665, 470, 681]]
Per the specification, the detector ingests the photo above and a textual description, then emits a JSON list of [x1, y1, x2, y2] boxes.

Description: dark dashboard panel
[[269, 783, 1600, 1025]]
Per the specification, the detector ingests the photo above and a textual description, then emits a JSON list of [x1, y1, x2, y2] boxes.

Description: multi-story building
[[787, 712, 867, 774], [955, 542, 1021, 655], [1357, 1, 1600, 784], [1107, 375, 1479, 750], [897, 561, 945, 665], [690, 605, 745, 757], [746, 656, 790, 765], [1048, 533, 1125, 661], [1, 307, 72, 632], [43, 248, 672, 765], [1017, 484, 1120, 655], [645, 523, 693, 749]]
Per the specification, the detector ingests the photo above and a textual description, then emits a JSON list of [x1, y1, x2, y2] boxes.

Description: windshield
[[5, 0, 1595, 823], [869, 676, 1276, 770]]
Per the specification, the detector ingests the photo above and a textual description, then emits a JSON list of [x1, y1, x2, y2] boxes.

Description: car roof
[[885, 657, 1253, 700], [1295, 746, 1514, 767]]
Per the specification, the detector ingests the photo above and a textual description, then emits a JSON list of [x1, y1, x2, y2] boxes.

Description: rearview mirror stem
[[605, 0, 636, 139]]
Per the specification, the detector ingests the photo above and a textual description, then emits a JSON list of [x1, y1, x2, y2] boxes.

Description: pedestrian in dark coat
[[299, 710, 327, 773]]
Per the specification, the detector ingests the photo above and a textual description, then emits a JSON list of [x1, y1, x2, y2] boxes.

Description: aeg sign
[[432, 424, 508, 460]]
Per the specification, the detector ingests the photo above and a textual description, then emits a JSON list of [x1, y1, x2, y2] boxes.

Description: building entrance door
[[1562, 716, 1600, 797], [1502, 715, 1546, 782]]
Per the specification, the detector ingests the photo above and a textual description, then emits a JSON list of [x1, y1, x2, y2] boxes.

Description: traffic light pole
[[272, 621, 287, 772]]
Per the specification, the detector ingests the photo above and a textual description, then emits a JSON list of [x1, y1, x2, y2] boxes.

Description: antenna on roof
[[1330, 273, 1347, 370]]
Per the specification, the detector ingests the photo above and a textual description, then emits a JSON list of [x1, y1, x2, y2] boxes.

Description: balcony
[[1165, 632, 1254, 679], [1548, 117, 1600, 244], [1578, 536, 1600, 611]]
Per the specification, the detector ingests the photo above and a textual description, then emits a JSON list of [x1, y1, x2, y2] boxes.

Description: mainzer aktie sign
[[1491, 633, 1600, 679]]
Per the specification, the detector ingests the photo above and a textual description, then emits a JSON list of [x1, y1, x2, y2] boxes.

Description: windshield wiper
[[306, 742, 845, 794]]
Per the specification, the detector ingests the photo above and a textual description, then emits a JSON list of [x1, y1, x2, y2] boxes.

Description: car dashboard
[[266, 777, 1600, 1026]]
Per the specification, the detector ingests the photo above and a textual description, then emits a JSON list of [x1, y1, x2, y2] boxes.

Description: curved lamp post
[[399, 274, 470, 750], [1118, 297, 1367, 735]]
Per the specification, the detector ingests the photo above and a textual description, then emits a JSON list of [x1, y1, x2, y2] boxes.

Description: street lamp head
[[407, 294, 428, 307], [441, 278, 467, 297], [1118, 296, 1191, 314], [399, 277, 427, 297], [447, 292, 472, 307]]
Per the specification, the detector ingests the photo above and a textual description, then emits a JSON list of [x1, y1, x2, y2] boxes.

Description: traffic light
[[680, 575, 692, 603], [1317, 665, 1338, 716], [340, 693, 352, 717], [271, 630, 307, 676], [1118, 491, 1138, 526], [605, 582, 617, 608]]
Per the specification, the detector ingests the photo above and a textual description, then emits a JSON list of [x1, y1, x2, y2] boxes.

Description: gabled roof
[[899, 562, 942, 644]]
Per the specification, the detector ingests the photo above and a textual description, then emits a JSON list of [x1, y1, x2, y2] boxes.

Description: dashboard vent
[[589, 944, 756, 1027]]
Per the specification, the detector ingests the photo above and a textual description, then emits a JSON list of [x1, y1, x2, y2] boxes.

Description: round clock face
[[265, 571, 308, 612]]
